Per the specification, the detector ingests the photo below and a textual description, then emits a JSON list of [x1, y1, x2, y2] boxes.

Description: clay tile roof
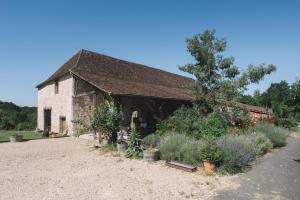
[[229, 101, 273, 115], [37, 49, 195, 101]]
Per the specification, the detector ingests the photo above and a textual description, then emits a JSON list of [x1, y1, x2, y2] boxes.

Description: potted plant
[[200, 139, 222, 175], [143, 145, 160, 162], [142, 134, 160, 162], [10, 134, 23, 142]]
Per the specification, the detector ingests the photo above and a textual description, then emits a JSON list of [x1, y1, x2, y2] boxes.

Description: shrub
[[216, 136, 257, 173], [277, 117, 298, 129], [155, 106, 202, 136], [200, 112, 227, 138], [254, 122, 289, 147], [142, 134, 161, 148], [247, 132, 273, 156], [158, 133, 202, 165], [180, 140, 202, 165], [199, 139, 223, 164], [158, 133, 187, 161], [156, 106, 226, 139], [91, 101, 123, 142], [125, 130, 142, 158]]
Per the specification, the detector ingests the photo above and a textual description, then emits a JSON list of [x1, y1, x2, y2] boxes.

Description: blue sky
[[0, 0, 299, 106]]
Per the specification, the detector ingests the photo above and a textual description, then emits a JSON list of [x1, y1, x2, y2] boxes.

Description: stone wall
[[72, 78, 106, 136], [250, 111, 273, 123], [37, 75, 74, 134]]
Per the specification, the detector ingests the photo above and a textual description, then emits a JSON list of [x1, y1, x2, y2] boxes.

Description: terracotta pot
[[203, 160, 215, 175]]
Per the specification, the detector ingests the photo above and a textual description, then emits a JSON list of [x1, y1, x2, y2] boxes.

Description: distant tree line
[[239, 79, 300, 127], [0, 101, 37, 130]]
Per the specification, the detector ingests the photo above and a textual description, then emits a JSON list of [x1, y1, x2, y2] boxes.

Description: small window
[[55, 81, 59, 94]]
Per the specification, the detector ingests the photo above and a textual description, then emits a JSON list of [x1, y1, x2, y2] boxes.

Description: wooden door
[[59, 117, 66, 134]]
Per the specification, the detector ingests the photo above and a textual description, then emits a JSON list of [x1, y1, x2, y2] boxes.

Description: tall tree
[[290, 79, 300, 120], [179, 29, 276, 117]]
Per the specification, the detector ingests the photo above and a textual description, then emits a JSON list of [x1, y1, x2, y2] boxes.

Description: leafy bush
[[200, 112, 227, 138], [254, 122, 289, 147], [277, 117, 298, 129], [199, 139, 223, 164], [91, 101, 123, 142], [156, 106, 226, 139], [158, 133, 202, 165], [142, 133, 161, 148], [216, 135, 257, 173], [155, 106, 202, 136], [125, 130, 142, 158], [247, 132, 273, 156]]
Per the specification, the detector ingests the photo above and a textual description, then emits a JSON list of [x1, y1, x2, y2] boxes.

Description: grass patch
[[0, 130, 43, 142], [102, 143, 117, 152]]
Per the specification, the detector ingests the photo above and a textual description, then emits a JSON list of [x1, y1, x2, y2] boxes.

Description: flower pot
[[203, 160, 215, 176], [117, 143, 127, 153], [143, 149, 159, 162], [10, 135, 23, 142]]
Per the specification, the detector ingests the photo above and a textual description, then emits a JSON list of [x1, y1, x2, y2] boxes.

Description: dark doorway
[[44, 109, 51, 137]]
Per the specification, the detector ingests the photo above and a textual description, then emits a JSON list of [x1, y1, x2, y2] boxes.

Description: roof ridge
[[70, 49, 84, 72], [79, 49, 194, 81]]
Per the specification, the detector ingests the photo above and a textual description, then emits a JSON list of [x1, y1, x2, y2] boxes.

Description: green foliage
[[142, 133, 161, 148], [199, 139, 223, 164], [155, 105, 202, 136], [216, 135, 257, 173], [180, 139, 202, 165], [277, 117, 298, 129], [0, 101, 36, 130], [247, 132, 273, 156], [156, 106, 226, 139], [254, 122, 289, 147], [179, 29, 276, 121], [158, 133, 186, 161], [91, 100, 123, 142], [230, 106, 251, 128], [200, 112, 227, 138], [158, 133, 202, 165], [248, 80, 300, 128], [125, 130, 142, 158]]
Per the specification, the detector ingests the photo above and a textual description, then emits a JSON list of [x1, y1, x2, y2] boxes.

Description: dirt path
[[0, 137, 234, 200], [215, 133, 300, 200]]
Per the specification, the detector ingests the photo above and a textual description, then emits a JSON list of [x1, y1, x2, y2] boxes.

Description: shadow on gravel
[[293, 159, 300, 164]]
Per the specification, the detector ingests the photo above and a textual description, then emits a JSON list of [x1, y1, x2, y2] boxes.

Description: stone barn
[[36, 49, 194, 136], [36, 49, 273, 137]]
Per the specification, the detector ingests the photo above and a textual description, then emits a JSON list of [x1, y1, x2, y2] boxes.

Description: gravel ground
[[0, 138, 235, 200]]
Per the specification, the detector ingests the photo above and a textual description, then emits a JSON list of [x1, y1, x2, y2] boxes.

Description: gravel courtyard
[[0, 137, 235, 200]]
